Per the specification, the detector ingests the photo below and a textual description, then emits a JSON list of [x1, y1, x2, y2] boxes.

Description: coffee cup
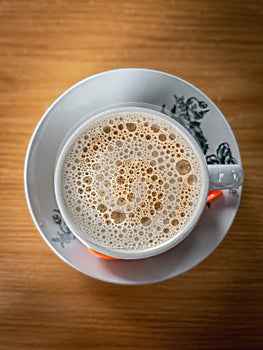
[[54, 106, 243, 259]]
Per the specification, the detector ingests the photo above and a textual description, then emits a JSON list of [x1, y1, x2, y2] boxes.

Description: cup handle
[[208, 164, 244, 190]]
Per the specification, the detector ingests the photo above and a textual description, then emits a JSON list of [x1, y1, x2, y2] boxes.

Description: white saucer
[[24, 69, 242, 285]]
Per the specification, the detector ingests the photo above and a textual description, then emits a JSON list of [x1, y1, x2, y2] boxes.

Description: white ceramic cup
[[54, 106, 243, 259]]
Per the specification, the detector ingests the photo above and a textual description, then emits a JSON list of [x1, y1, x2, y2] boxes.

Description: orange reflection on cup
[[87, 247, 118, 260], [206, 190, 223, 203]]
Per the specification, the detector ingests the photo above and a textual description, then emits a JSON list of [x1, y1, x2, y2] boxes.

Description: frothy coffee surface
[[61, 112, 204, 254]]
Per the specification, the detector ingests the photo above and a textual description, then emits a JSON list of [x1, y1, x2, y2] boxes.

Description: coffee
[[61, 111, 205, 253]]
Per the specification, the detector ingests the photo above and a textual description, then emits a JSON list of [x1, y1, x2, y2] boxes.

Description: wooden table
[[1, 1, 262, 349]]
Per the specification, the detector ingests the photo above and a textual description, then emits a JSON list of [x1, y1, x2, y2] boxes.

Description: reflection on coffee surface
[[61, 112, 205, 253]]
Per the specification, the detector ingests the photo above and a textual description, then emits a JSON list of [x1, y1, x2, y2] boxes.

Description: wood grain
[[0, 0, 262, 349]]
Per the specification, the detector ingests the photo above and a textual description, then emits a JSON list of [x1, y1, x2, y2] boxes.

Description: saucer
[[24, 69, 242, 285]]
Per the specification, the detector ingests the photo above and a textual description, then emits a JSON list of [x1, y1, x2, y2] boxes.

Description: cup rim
[[54, 106, 209, 259]]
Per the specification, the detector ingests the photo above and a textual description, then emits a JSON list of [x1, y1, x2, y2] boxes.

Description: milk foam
[[61, 112, 204, 253]]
